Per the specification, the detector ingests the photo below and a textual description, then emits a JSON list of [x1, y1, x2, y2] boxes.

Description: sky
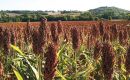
[[0, 0, 130, 11]]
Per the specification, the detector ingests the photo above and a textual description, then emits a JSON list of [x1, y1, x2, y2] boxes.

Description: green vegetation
[[0, 6, 130, 22], [89, 6, 129, 19]]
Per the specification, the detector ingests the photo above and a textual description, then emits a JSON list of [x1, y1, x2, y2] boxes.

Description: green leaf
[[57, 44, 66, 58], [121, 74, 126, 80], [77, 63, 94, 77], [10, 44, 25, 56], [26, 59, 39, 80], [56, 69, 67, 80], [121, 64, 126, 72], [12, 66, 23, 80], [118, 46, 126, 53]]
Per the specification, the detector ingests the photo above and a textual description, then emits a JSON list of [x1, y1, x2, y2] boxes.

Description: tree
[[95, 17, 99, 21], [79, 12, 94, 20], [127, 14, 130, 20], [108, 16, 112, 20]]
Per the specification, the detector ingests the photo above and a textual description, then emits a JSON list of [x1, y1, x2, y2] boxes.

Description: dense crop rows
[[0, 19, 130, 80]]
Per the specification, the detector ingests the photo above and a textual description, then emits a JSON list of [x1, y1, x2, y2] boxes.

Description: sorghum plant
[[71, 27, 80, 50], [125, 46, 130, 75], [57, 20, 63, 34], [102, 42, 115, 80], [32, 29, 42, 54], [94, 40, 102, 60], [44, 44, 58, 80], [50, 23, 59, 46], [3, 29, 10, 54], [99, 21, 104, 36]]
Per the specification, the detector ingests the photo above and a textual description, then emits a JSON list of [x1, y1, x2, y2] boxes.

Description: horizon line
[[0, 6, 129, 12]]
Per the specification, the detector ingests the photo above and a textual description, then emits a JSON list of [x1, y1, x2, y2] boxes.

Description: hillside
[[89, 6, 130, 19], [89, 6, 129, 14]]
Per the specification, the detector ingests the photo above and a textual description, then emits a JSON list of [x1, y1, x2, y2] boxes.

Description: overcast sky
[[0, 0, 130, 11]]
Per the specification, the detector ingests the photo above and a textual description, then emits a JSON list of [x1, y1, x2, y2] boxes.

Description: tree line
[[0, 9, 130, 22]]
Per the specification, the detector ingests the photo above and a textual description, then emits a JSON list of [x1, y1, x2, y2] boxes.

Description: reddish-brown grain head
[[3, 29, 10, 54], [50, 23, 59, 46], [71, 27, 80, 50], [57, 20, 63, 34], [94, 40, 102, 60], [103, 32, 110, 42], [99, 21, 104, 36], [102, 42, 115, 80], [125, 45, 130, 74], [44, 44, 58, 80]]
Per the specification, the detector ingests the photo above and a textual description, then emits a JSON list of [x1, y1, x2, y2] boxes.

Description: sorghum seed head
[[24, 20, 31, 44], [94, 40, 102, 60], [119, 30, 124, 45], [99, 21, 104, 36], [57, 20, 62, 34], [3, 29, 10, 54], [125, 45, 130, 74], [110, 24, 118, 40], [71, 27, 80, 50], [50, 23, 59, 46], [44, 44, 58, 80], [103, 32, 110, 42], [0, 27, 3, 48], [91, 24, 100, 38], [102, 42, 115, 80], [10, 30, 16, 45], [32, 30, 43, 54]]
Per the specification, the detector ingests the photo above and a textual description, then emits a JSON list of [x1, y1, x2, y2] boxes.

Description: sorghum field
[[0, 19, 130, 80]]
